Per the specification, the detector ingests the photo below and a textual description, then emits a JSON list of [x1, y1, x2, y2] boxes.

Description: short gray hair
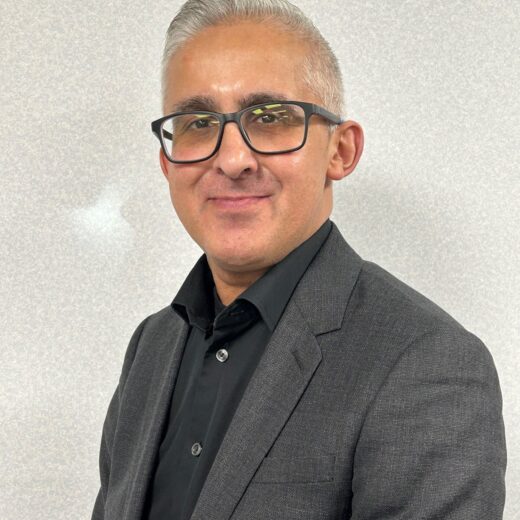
[[161, 0, 345, 117]]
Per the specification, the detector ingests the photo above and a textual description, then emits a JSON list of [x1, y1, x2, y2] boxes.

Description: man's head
[[156, 0, 363, 291], [161, 0, 346, 119]]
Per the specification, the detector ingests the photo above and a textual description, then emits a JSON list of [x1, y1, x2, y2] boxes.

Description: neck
[[210, 264, 269, 306]]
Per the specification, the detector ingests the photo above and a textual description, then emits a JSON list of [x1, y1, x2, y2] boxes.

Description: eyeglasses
[[151, 100, 343, 164]]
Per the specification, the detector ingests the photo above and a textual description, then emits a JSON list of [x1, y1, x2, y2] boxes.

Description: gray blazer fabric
[[92, 222, 506, 520]]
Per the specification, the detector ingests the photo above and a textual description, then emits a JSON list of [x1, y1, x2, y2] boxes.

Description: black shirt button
[[216, 348, 229, 362], [191, 442, 203, 457]]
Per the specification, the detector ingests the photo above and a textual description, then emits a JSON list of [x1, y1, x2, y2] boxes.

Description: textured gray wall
[[1, 1, 518, 518]]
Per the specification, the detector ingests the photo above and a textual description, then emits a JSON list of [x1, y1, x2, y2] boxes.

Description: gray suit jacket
[[92, 222, 506, 519]]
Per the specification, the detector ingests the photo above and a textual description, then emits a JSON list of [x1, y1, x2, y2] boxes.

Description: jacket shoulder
[[349, 259, 492, 361], [360, 260, 462, 327]]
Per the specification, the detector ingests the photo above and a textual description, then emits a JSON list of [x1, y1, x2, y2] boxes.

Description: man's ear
[[327, 121, 364, 181], [159, 148, 170, 180]]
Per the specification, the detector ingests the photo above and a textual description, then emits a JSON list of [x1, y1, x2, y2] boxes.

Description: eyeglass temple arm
[[312, 105, 344, 125], [151, 121, 173, 141], [161, 129, 173, 140]]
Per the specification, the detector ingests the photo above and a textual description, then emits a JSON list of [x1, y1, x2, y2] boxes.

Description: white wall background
[[1, 0, 518, 518]]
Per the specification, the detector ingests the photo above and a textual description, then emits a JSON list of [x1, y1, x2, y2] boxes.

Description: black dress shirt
[[143, 218, 332, 520]]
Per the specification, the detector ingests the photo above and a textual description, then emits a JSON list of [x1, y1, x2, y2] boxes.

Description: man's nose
[[212, 121, 258, 178]]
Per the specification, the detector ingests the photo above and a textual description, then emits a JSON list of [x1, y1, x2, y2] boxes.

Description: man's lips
[[208, 195, 271, 209], [208, 195, 270, 200]]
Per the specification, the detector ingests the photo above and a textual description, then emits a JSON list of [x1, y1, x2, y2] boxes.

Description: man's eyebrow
[[168, 95, 218, 113], [237, 92, 291, 110], [167, 91, 292, 114]]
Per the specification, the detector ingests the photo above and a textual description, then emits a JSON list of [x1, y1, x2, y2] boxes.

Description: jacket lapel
[[124, 313, 190, 520], [190, 301, 321, 520], [191, 222, 364, 520]]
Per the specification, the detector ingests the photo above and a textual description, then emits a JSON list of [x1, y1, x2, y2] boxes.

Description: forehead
[[163, 20, 315, 113]]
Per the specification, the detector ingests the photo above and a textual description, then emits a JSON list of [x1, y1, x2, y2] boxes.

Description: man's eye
[[190, 119, 210, 129], [259, 113, 278, 124]]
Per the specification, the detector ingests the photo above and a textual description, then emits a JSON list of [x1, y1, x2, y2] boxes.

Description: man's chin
[[206, 246, 272, 274]]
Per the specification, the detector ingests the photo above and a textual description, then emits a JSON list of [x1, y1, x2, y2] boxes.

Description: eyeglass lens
[[160, 103, 306, 162]]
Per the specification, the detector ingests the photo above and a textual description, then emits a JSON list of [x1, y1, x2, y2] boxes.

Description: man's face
[[160, 20, 341, 274]]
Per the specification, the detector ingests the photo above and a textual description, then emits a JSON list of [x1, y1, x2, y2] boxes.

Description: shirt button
[[191, 442, 203, 457], [216, 348, 229, 362]]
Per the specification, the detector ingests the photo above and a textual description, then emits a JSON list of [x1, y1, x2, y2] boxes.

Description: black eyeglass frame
[[151, 100, 344, 164]]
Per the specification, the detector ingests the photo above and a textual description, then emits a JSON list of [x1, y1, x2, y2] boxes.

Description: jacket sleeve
[[350, 328, 507, 519], [91, 316, 150, 520]]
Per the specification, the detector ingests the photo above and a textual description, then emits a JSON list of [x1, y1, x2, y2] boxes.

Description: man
[[92, 1, 506, 519]]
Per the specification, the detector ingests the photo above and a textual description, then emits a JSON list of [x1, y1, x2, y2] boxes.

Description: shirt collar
[[172, 219, 332, 332]]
